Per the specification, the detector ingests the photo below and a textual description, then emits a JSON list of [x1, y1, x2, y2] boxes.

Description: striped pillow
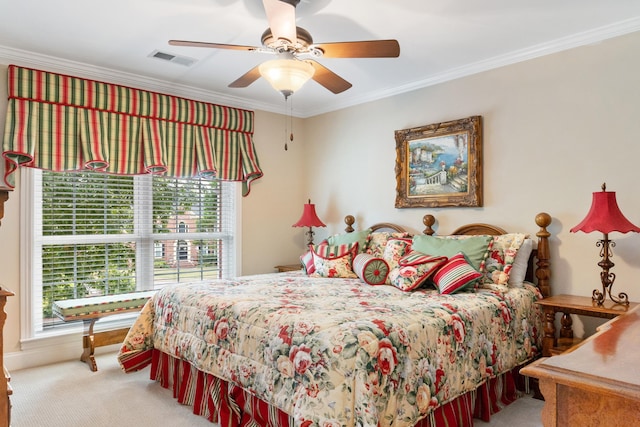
[[300, 250, 315, 274], [433, 253, 483, 294]]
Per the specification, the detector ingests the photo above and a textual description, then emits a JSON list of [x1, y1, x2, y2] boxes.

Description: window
[[22, 168, 238, 337]]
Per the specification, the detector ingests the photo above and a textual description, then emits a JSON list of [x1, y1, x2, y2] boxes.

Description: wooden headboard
[[344, 212, 552, 297]]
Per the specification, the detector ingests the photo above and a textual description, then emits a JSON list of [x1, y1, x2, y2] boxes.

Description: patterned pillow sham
[[309, 242, 359, 279], [353, 253, 389, 285], [367, 231, 412, 258], [433, 252, 483, 294], [387, 251, 448, 291], [311, 252, 358, 278], [484, 233, 528, 285], [381, 238, 413, 272]]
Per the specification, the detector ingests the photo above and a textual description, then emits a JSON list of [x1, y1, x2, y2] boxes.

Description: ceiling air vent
[[149, 50, 197, 67]]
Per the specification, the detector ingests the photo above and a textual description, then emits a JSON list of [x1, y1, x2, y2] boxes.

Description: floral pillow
[[483, 233, 528, 285], [300, 241, 354, 274], [387, 251, 448, 291], [353, 253, 389, 285], [381, 238, 413, 272], [367, 231, 412, 258], [433, 252, 483, 294], [311, 253, 358, 278]]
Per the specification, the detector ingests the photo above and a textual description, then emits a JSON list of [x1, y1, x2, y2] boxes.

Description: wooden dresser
[[522, 304, 640, 426], [0, 288, 12, 427], [0, 189, 12, 426]]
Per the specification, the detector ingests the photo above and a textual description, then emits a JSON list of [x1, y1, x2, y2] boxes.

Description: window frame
[[19, 168, 242, 343]]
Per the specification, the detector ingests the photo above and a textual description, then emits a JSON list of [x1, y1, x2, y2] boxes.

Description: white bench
[[52, 291, 155, 371]]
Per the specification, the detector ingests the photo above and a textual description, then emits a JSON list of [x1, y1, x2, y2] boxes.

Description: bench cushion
[[53, 290, 156, 321]]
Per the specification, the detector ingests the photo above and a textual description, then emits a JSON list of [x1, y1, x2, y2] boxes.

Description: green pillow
[[411, 235, 492, 271], [327, 228, 372, 253]]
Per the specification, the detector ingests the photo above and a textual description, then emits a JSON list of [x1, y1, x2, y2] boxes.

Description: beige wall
[[301, 31, 640, 337], [1, 30, 640, 367]]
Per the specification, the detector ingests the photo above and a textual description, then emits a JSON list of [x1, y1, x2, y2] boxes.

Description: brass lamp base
[[593, 234, 629, 306]]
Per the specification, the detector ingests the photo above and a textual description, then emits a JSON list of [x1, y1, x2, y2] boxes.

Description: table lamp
[[570, 183, 640, 305], [292, 199, 326, 246]]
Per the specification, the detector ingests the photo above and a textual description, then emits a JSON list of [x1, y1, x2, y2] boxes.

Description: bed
[[118, 212, 552, 427]]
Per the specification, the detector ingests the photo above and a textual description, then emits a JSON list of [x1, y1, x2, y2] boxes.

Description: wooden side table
[[275, 264, 302, 272], [536, 294, 638, 356]]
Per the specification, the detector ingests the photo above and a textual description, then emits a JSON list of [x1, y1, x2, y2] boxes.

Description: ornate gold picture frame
[[395, 115, 483, 208]]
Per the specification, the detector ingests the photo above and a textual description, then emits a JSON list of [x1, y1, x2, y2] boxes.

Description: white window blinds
[[30, 169, 236, 331]]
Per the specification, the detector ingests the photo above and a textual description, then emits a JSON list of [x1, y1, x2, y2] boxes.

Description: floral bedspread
[[118, 272, 542, 427]]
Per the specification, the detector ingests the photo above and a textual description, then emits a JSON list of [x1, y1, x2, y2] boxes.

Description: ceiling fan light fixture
[[259, 59, 315, 98]]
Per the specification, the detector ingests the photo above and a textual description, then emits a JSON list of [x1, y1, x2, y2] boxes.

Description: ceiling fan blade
[[309, 60, 352, 94], [228, 66, 262, 88], [169, 40, 260, 51], [314, 40, 400, 58], [262, 0, 297, 43]]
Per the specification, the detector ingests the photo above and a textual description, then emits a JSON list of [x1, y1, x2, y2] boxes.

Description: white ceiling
[[1, 0, 640, 117]]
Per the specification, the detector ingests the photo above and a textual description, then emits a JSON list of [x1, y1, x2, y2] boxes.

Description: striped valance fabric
[[2, 65, 263, 195]]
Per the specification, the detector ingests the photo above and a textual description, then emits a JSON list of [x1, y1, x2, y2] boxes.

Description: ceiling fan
[[169, 0, 400, 98]]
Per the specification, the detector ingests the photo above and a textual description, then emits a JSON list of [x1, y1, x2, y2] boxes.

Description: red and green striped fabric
[[2, 65, 263, 195]]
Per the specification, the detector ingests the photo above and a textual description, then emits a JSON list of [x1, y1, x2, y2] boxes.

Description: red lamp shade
[[292, 200, 326, 228], [570, 183, 640, 234]]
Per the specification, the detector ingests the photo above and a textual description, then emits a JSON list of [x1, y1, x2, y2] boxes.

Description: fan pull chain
[[284, 96, 294, 151], [289, 96, 294, 146], [284, 97, 289, 150]]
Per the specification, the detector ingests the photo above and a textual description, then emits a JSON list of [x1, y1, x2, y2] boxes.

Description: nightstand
[[537, 294, 639, 356], [275, 264, 302, 272]]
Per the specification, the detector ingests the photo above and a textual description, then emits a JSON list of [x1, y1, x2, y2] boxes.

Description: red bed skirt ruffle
[[147, 349, 530, 427]]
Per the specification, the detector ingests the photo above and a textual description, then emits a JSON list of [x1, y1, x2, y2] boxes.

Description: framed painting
[[395, 115, 483, 208]]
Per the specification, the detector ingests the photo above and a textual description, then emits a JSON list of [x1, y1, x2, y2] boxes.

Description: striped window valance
[[2, 65, 263, 195]]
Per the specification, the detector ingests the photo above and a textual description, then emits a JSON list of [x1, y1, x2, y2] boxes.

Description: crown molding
[[1, 16, 639, 119], [300, 17, 640, 118]]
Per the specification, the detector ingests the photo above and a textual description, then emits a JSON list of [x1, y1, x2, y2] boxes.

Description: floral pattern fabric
[[484, 233, 527, 285], [118, 272, 543, 427]]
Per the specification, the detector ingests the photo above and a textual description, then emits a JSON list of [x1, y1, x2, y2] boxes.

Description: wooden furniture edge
[[521, 307, 640, 426], [0, 287, 14, 427], [0, 189, 12, 427]]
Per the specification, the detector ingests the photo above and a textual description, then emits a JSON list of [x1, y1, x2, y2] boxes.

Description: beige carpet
[[10, 351, 543, 426]]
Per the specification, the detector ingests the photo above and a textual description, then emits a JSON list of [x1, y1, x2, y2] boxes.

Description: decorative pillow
[[367, 231, 412, 258], [507, 238, 535, 287], [328, 228, 372, 254], [310, 242, 358, 259], [311, 252, 358, 278], [433, 253, 483, 294], [484, 233, 528, 285], [353, 253, 389, 285], [387, 251, 448, 291], [411, 235, 492, 272], [300, 250, 315, 274], [381, 238, 413, 272]]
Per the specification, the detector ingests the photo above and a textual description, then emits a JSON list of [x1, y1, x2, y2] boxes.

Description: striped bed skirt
[[144, 349, 531, 427]]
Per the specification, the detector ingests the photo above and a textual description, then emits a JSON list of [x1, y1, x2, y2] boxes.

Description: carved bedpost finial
[[344, 215, 355, 233], [423, 214, 435, 235], [535, 212, 552, 298]]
